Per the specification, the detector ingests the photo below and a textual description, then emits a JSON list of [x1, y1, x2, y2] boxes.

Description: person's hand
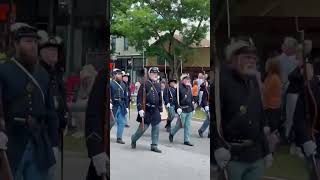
[[52, 147, 59, 162], [126, 108, 129, 113], [110, 103, 113, 110], [0, 131, 8, 150], [92, 153, 108, 176], [166, 103, 170, 108], [264, 153, 273, 168], [177, 108, 182, 115], [138, 110, 145, 118], [303, 140, 317, 157], [205, 106, 209, 112], [214, 148, 231, 168], [263, 126, 271, 136], [160, 112, 163, 117]]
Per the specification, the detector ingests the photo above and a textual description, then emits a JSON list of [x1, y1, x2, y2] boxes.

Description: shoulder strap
[[11, 58, 45, 103]]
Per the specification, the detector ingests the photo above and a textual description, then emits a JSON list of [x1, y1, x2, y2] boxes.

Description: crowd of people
[[109, 67, 211, 153], [212, 36, 320, 180]]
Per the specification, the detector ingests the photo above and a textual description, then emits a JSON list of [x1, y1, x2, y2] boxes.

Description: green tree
[[112, 0, 210, 79]]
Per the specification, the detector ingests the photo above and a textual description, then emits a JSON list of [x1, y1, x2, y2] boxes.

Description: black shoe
[[151, 145, 162, 153], [184, 142, 194, 146], [125, 124, 130, 128], [169, 134, 173, 143], [198, 129, 203, 138], [131, 141, 136, 149], [116, 138, 125, 144]]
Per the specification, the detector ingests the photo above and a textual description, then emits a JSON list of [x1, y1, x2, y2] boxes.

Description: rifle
[[176, 82, 183, 128], [0, 85, 13, 180], [102, 69, 110, 180], [296, 17, 320, 180], [140, 68, 147, 130]]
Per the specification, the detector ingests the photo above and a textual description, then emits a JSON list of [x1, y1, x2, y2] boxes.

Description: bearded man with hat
[[122, 71, 131, 128], [0, 22, 59, 180], [110, 68, 128, 144], [169, 73, 195, 146], [131, 67, 163, 153], [212, 36, 272, 180]]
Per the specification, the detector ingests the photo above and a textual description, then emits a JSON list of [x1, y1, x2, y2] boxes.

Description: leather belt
[[227, 139, 254, 147], [180, 105, 190, 109], [146, 104, 156, 108], [13, 116, 44, 128]]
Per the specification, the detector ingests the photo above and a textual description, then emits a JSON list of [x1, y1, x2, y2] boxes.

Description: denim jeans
[[13, 142, 50, 180], [226, 159, 265, 180], [199, 112, 210, 133], [131, 123, 160, 145], [111, 108, 126, 139], [171, 112, 193, 142]]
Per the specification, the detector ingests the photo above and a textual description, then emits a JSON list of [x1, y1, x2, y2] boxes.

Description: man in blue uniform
[[198, 77, 211, 138], [122, 72, 131, 128], [131, 67, 163, 153], [85, 67, 109, 180], [163, 79, 177, 132], [110, 68, 128, 144], [169, 74, 195, 146], [37, 30, 69, 180], [0, 22, 58, 180]]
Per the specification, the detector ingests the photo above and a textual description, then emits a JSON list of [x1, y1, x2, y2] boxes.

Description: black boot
[[131, 141, 136, 149], [169, 134, 174, 143], [116, 138, 125, 144], [151, 145, 162, 153], [184, 142, 194, 146], [198, 129, 203, 138]]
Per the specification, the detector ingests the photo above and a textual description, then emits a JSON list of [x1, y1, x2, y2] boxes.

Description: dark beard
[[19, 49, 38, 68]]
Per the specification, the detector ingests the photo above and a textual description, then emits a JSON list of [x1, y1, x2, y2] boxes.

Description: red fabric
[[0, 4, 16, 22], [66, 76, 80, 103]]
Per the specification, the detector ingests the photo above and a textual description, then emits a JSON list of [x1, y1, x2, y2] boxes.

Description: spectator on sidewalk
[[192, 80, 199, 105]]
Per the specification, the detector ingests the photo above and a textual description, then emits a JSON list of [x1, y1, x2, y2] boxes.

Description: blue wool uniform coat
[[0, 59, 58, 172]]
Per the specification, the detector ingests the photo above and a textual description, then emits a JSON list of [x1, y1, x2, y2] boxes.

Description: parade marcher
[[212, 37, 272, 180], [198, 77, 211, 138], [0, 22, 59, 180], [163, 79, 178, 132], [131, 67, 163, 153], [169, 73, 195, 146], [122, 72, 131, 128], [292, 63, 320, 180], [37, 30, 69, 180], [85, 67, 110, 180], [110, 69, 128, 144]]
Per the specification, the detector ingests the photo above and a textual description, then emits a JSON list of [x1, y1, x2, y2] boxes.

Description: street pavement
[[110, 110, 210, 180]]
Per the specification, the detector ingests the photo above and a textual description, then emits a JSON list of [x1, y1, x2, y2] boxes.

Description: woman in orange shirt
[[263, 57, 283, 152], [192, 80, 199, 105]]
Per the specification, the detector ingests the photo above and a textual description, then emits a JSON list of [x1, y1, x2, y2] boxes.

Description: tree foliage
[[112, 0, 210, 79]]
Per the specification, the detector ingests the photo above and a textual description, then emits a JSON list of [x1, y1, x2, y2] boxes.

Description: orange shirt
[[263, 74, 282, 109], [192, 85, 198, 96]]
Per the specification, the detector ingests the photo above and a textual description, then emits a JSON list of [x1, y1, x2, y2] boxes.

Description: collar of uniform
[[40, 60, 56, 74]]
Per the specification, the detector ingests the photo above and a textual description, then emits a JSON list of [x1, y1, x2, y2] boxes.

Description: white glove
[[166, 103, 170, 108], [264, 153, 273, 168], [52, 147, 59, 162], [0, 132, 8, 150], [263, 126, 271, 136], [205, 106, 209, 112], [160, 112, 163, 117], [303, 140, 317, 157], [126, 108, 129, 113], [192, 110, 195, 114], [214, 148, 231, 168], [177, 108, 182, 115], [110, 103, 113, 110], [139, 110, 145, 118], [201, 107, 205, 112], [92, 153, 108, 176]]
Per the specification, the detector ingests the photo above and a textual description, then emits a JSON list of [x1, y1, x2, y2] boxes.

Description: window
[[124, 38, 129, 51], [111, 37, 116, 51]]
